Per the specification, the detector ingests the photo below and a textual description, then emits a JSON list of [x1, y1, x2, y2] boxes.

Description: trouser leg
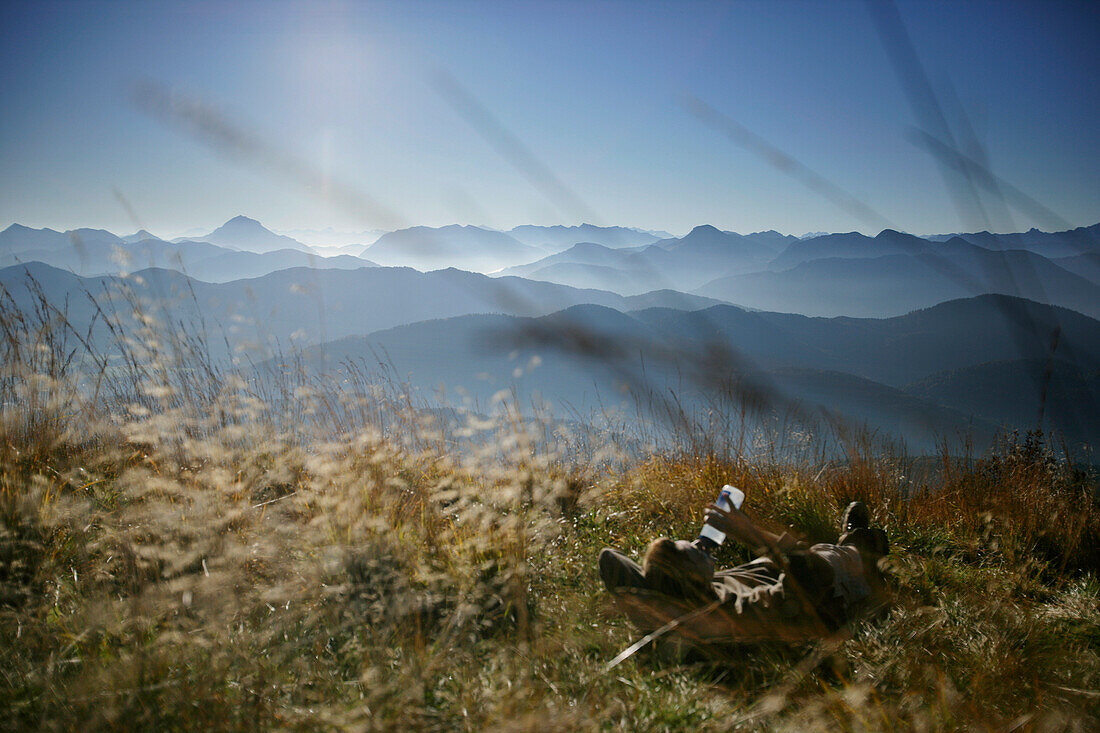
[[703, 564, 828, 642], [598, 547, 646, 593], [724, 573, 830, 641]]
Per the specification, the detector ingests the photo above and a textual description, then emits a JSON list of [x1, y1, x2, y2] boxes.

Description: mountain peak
[[1, 223, 57, 236], [122, 228, 160, 243], [202, 216, 311, 253], [874, 229, 928, 242], [687, 224, 722, 236], [221, 215, 265, 228]]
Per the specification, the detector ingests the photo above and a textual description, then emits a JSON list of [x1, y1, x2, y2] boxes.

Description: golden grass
[[0, 276, 1097, 731]]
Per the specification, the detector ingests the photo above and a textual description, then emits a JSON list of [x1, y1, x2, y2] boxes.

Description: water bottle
[[696, 485, 745, 552]]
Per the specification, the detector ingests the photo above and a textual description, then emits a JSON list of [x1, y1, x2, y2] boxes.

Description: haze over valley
[[3, 214, 1098, 455]]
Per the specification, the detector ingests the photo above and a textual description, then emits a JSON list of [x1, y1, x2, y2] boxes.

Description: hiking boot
[[840, 501, 870, 533]]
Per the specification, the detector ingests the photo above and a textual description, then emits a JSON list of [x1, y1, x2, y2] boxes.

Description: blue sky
[[1, 0, 1097, 237]]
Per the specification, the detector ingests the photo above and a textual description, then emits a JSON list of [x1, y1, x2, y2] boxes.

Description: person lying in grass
[[598, 501, 890, 644]]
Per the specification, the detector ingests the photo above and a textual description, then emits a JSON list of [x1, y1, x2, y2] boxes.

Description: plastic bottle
[[696, 485, 746, 552]]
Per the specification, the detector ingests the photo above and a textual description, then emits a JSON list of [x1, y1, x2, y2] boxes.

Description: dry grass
[[0, 275, 1098, 731]]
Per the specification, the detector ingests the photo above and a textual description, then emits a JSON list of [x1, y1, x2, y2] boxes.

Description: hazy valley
[[2, 215, 1098, 456]]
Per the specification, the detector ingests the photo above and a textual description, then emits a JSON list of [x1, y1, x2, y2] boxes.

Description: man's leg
[[687, 564, 829, 643], [598, 547, 646, 593]]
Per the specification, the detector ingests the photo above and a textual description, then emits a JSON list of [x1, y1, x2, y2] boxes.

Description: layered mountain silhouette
[[493, 223, 1100, 314], [906, 358, 1100, 445], [294, 294, 1100, 452], [121, 229, 161, 243], [8, 219, 1097, 313], [696, 244, 1100, 318], [926, 223, 1100, 257], [0, 261, 725, 359], [1, 223, 121, 252], [362, 225, 545, 272], [1054, 252, 1100, 286], [0, 221, 377, 282], [4, 217, 1098, 453], [184, 215, 313, 253], [497, 225, 795, 294], [507, 224, 666, 252], [766, 229, 942, 270], [277, 227, 386, 248]]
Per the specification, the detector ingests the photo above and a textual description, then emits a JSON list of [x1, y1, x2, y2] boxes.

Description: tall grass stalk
[[0, 273, 1097, 730]]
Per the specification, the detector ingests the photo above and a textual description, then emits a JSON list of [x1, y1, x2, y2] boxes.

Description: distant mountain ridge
[[0, 220, 378, 282], [0, 260, 729, 359], [0, 223, 121, 252], [182, 215, 313, 253], [362, 225, 545, 272], [926, 223, 1100, 257], [766, 229, 943, 270], [294, 293, 1100, 452], [507, 224, 665, 252], [905, 358, 1100, 444], [121, 229, 162, 243], [696, 245, 1100, 319], [6, 212, 1099, 454], [277, 227, 386, 248], [5, 218, 1098, 321], [492, 222, 1100, 312], [497, 225, 796, 294]]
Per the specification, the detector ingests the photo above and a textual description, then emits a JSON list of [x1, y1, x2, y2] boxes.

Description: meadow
[[1, 281, 1098, 732]]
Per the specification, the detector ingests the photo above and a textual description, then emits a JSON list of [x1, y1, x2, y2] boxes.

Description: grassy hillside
[[2, 296, 1098, 731]]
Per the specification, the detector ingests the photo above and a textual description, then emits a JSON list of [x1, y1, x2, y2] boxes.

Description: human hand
[[704, 503, 754, 538]]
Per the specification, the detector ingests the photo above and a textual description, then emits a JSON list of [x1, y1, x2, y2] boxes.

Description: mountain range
[[361, 225, 545, 272], [925, 224, 1100, 257], [696, 242, 1100, 319], [7, 217, 1097, 306], [292, 295, 1100, 453], [497, 225, 796, 294], [0, 261, 727, 360], [179, 215, 313, 253], [0, 221, 378, 282], [496, 223, 1100, 317], [276, 226, 387, 248], [506, 224, 669, 251], [3, 215, 1098, 454]]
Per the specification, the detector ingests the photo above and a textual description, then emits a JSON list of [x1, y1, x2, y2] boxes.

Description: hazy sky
[[1, 0, 1097, 237]]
